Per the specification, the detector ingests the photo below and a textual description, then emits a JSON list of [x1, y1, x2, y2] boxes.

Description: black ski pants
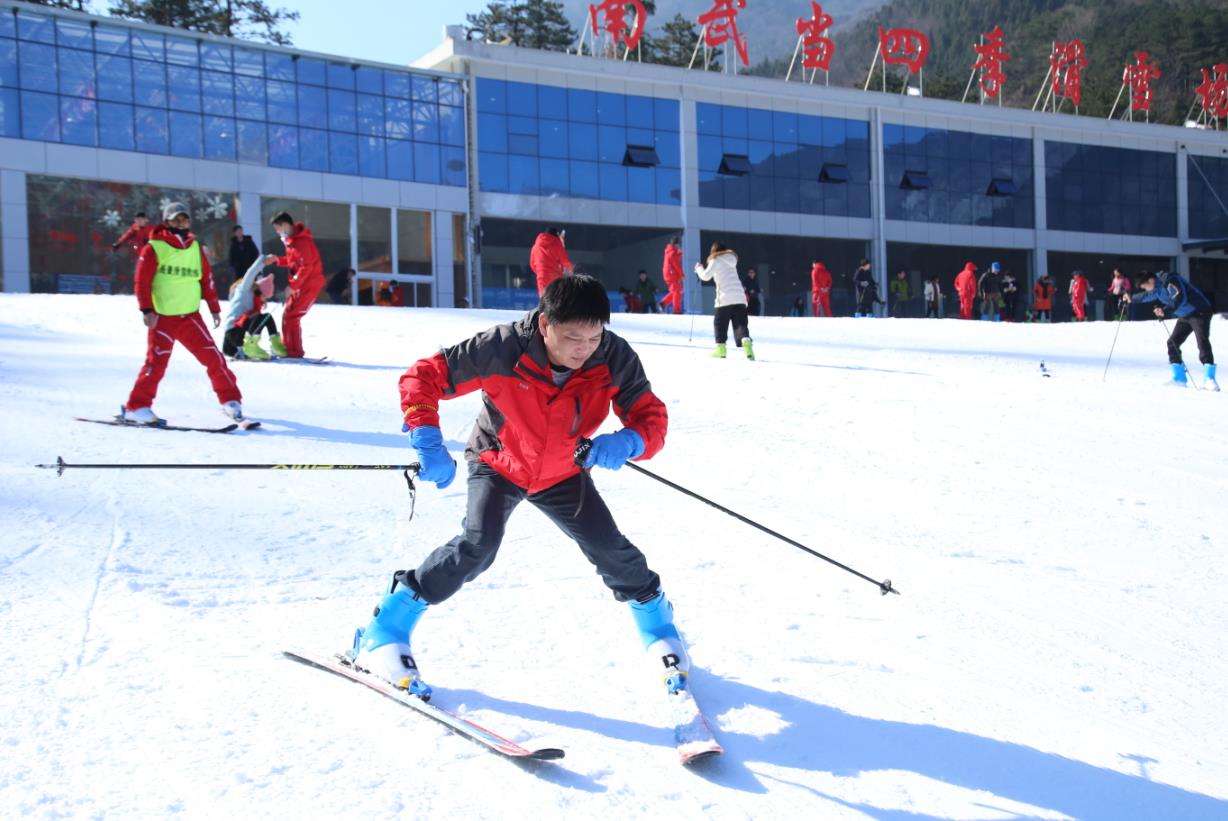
[[222, 313, 278, 356], [714, 304, 750, 346], [1168, 312, 1215, 365], [407, 461, 661, 605]]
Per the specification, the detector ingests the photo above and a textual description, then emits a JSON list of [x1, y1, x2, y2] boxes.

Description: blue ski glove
[[583, 429, 645, 471], [409, 426, 456, 488]]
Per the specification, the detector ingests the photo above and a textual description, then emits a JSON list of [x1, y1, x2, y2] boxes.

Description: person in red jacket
[[120, 202, 243, 425], [111, 211, 153, 255], [529, 227, 574, 296], [264, 212, 325, 358], [810, 260, 832, 317], [659, 235, 684, 314], [1069, 270, 1092, 321], [954, 262, 978, 320], [349, 275, 690, 701]]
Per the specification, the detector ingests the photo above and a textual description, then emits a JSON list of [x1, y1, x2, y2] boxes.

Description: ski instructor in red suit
[[529, 227, 574, 296], [264, 211, 325, 358], [660, 235, 685, 314]]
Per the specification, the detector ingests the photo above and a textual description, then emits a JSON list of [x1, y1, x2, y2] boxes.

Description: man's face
[[234, 229, 245, 240], [1139, 279, 1156, 292], [168, 213, 190, 230], [539, 317, 603, 370], [136, 216, 148, 227], [274, 221, 291, 238]]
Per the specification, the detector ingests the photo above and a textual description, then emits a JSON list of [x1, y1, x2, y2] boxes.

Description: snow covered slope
[[1, 294, 1225, 819]]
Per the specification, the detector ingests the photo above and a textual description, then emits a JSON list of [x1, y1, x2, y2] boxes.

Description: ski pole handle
[[573, 438, 593, 468]]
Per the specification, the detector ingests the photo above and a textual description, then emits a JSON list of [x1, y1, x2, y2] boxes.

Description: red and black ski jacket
[[400, 311, 668, 493]]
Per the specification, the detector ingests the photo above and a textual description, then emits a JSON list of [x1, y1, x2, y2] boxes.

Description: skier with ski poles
[[119, 202, 244, 425], [1122, 270, 1219, 390], [351, 275, 687, 699]]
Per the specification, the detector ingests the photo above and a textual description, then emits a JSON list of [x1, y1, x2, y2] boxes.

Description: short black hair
[[669, 235, 680, 245], [270, 211, 294, 226], [233, 224, 243, 232], [546, 226, 563, 236], [135, 211, 147, 219], [541, 274, 610, 325], [1136, 270, 1157, 286], [860, 258, 870, 267]]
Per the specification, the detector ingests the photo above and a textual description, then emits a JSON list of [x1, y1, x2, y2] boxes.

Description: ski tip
[[528, 748, 566, 761], [681, 747, 724, 766]]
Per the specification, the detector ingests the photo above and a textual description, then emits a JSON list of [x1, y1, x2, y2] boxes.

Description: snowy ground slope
[[1, 294, 1226, 819]]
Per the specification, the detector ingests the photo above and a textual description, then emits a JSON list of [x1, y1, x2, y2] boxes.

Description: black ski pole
[[1102, 304, 1128, 382], [37, 457, 423, 516], [574, 440, 899, 596]]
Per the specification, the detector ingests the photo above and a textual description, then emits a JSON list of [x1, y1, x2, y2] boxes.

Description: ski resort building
[[2, 0, 1227, 317]]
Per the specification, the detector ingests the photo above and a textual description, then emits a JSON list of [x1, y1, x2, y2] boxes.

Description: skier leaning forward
[[350, 275, 692, 697]]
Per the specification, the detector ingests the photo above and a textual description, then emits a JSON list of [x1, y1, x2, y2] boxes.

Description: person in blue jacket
[[1124, 270, 1218, 390]]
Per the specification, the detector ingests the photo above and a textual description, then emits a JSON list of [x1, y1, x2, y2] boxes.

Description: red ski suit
[[954, 263, 979, 320], [529, 232, 573, 296], [660, 243, 684, 314], [125, 226, 240, 410], [113, 222, 154, 254], [400, 311, 667, 494], [275, 223, 325, 357], [810, 263, 833, 317], [1069, 276, 1090, 320]]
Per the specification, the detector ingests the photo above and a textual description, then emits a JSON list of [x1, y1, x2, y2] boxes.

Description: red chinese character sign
[[1193, 64, 1228, 125], [787, 2, 834, 84], [698, 0, 750, 69], [865, 26, 930, 94], [588, 0, 647, 53], [1048, 39, 1087, 109], [969, 26, 1010, 102], [1110, 51, 1161, 121]]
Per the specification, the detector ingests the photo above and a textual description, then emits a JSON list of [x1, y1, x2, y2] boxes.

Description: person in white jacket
[[694, 242, 754, 360]]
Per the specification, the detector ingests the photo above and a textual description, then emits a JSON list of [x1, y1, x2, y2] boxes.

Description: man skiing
[[810, 261, 832, 317], [264, 212, 324, 359], [352, 275, 689, 697], [1123, 270, 1218, 389], [529, 227, 574, 296], [979, 262, 1003, 321], [954, 262, 978, 320], [120, 203, 243, 424], [111, 211, 152, 255], [660, 236, 684, 314]]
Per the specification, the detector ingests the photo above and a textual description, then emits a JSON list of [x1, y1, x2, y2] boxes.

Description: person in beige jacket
[[694, 242, 754, 360]]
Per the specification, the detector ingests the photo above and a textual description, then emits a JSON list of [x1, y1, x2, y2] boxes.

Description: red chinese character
[[1049, 39, 1088, 107], [878, 27, 929, 74], [698, 0, 750, 67], [796, 2, 835, 72], [972, 25, 1010, 99], [589, 0, 646, 52], [1194, 63, 1228, 119], [1122, 51, 1161, 112]]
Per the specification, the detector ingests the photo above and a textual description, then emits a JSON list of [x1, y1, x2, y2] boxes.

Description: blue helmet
[[990, 261, 1001, 272]]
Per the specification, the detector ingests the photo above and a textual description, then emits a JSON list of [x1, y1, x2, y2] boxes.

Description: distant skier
[[265, 212, 324, 358], [660, 236, 684, 314], [924, 275, 942, 318], [111, 211, 152, 255], [889, 270, 911, 318], [853, 260, 881, 317], [222, 257, 282, 360], [1000, 269, 1020, 321], [227, 225, 260, 293], [954, 262, 978, 320], [744, 269, 763, 316], [1107, 268, 1132, 319], [979, 262, 1003, 321], [529, 227, 573, 296], [810, 261, 832, 317], [120, 202, 243, 424], [1069, 270, 1092, 322], [695, 241, 754, 360], [351, 275, 689, 698], [1032, 273, 1055, 322], [635, 270, 660, 314], [1123, 270, 1218, 389]]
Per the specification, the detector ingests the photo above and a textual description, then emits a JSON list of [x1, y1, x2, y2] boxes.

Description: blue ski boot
[[630, 591, 690, 695], [1207, 363, 1220, 392], [1170, 362, 1188, 386], [351, 574, 431, 698]]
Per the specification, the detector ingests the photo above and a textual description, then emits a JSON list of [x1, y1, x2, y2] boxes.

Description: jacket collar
[[150, 225, 197, 248]]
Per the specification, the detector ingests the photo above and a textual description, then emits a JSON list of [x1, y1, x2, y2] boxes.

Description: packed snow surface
[[1, 294, 1226, 819]]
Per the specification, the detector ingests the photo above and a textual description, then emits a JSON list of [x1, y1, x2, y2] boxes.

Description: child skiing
[[351, 275, 687, 699], [660, 236, 684, 314], [265, 212, 324, 359], [120, 203, 243, 424], [694, 242, 753, 360], [222, 257, 282, 360], [1123, 271, 1218, 389]]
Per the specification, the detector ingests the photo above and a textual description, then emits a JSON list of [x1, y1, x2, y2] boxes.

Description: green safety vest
[[148, 239, 203, 315]]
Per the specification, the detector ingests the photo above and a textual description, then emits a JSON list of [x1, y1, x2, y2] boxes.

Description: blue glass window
[[297, 84, 325, 126], [328, 62, 354, 89], [567, 88, 596, 123], [57, 47, 94, 98], [441, 146, 466, 187], [202, 71, 234, 116], [265, 52, 293, 81], [0, 38, 16, 88], [569, 122, 598, 161], [96, 53, 133, 103], [1, 87, 22, 138], [1045, 141, 1173, 237], [383, 70, 409, 99], [204, 115, 236, 160], [359, 135, 386, 177], [385, 97, 411, 139], [357, 93, 383, 135], [654, 98, 677, 132], [234, 48, 263, 76], [134, 59, 167, 106], [627, 165, 654, 203], [235, 75, 265, 120], [0, 11, 12, 39], [538, 84, 565, 119], [266, 80, 296, 123], [439, 105, 464, 146], [540, 157, 568, 196], [412, 101, 438, 142], [540, 119, 566, 158], [165, 36, 197, 66], [269, 124, 297, 167], [479, 151, 507, 191], [412, 75, 438, 103], [55, 18, 92, 49], [599, 163, 626, 200], [627, 95, 653, 126], [413, 142, 440, 184], [356, 66, 382, 94], [19, 41, 56, 92], [1189, 154, 1228, 238], [21, 90, 59, 141], [201, 43, 231, 72], [329, 131, 358, 174], [169, 110, 202, 157], [237, 119, 267, 164], [299, 127, 327, 170], [297, 57, 326, 86], [134, 105, 167, 153], [596, 91, 625, 126], [328, 89, 356, 132], [17, 12, 54, 44], [167, 66, 200, 111], [570, 160, 599, 198], [388, 139, 414, 180], [130, 31, 163, 62], [439, 80, 463, 107], [508, 154, 539, 194], [98, 101, 134, 150], [60, 96, 96, 145]]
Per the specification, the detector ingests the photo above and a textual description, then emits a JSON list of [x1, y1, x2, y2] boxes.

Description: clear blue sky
[[282, 1, 493, 66]]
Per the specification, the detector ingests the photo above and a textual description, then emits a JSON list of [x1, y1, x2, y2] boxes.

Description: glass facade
[[475, 79, 681, 205], [697, 103, 870, 217], [1045, 142, 1176, 237], [259, 197, 350, 287], [0, 8, 464, 185], [1190, 256, 1228, 311], [1187, 154, 1228, 240], [886, 243, 1031, 319], [883, 125, 1033, 228], [1047, 251, 1174, 321], [25, 173, 235, 294]]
